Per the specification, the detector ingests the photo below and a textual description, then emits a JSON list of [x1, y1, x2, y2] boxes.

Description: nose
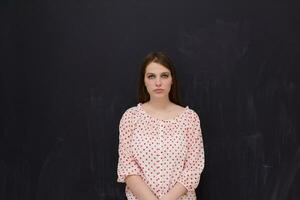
[[155, 78, 162, 86]]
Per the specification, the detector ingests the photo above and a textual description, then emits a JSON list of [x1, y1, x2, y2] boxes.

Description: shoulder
[[184, 108, 202, 141], [120, 104, 140, 122], [172, 103, 186, 113], [122, 105, 138, 115], [185, 107, 201, 124]]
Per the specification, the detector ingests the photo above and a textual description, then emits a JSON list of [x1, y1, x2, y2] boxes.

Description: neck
[[147, 98, 172, 110]]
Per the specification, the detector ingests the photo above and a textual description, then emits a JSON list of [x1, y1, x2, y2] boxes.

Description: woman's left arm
[[162, 111, 205, 200]]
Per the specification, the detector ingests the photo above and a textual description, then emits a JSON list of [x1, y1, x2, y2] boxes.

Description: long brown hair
[[137, 52, 182, 106]]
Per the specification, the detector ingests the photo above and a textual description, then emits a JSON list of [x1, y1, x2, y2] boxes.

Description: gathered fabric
[[117, 103, 205, 200]]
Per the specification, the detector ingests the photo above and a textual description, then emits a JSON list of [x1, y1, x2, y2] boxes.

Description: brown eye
[[161, 74, 169, 78], [148, 75, 155, 79]]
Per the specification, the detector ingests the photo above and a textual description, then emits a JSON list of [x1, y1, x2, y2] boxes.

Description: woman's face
[[144, 62, 172, 100]]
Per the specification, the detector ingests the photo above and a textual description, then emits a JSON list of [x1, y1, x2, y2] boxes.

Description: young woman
[[117, 52, 205, 200]]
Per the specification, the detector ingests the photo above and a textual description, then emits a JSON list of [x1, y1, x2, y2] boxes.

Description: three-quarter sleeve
[[177, 111, 205, 192], [117, 109, 142, 183]]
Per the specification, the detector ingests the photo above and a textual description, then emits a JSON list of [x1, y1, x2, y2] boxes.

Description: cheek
[[144, 79, 152, 88], [166, 78, 172, 87]]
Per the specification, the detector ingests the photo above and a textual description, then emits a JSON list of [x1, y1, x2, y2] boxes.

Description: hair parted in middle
[[137, 51, 182, 106]]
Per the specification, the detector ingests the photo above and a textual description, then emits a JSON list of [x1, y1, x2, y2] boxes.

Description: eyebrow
[[145, 72, 170, 75]]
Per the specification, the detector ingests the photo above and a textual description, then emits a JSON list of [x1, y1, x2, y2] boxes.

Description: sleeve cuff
[[176, 180, 195, 192], [117, 171, 141, 183]]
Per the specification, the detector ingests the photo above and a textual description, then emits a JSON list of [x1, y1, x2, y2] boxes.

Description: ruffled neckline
[[137, 103, 189, 123]]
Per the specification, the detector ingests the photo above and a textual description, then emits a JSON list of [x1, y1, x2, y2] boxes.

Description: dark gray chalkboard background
[[1, 0, 299, 199]]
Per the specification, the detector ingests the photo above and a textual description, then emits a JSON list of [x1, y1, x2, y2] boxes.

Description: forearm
[[125, 175, 158, 200], [160, 182, 187, 200]]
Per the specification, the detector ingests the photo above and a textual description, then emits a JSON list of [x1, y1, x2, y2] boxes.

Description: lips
[[154, 89, 164, 92]]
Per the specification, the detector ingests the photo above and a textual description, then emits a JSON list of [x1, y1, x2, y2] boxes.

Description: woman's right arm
[[125, 175, 158, 200], [117, 109, 158, 200]]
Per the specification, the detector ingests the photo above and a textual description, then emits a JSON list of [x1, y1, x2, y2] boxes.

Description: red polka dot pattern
[[117, 103, 205, 200]]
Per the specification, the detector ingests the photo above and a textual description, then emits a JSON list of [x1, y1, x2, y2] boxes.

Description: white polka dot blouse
[[117, 103, 205, 200]]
